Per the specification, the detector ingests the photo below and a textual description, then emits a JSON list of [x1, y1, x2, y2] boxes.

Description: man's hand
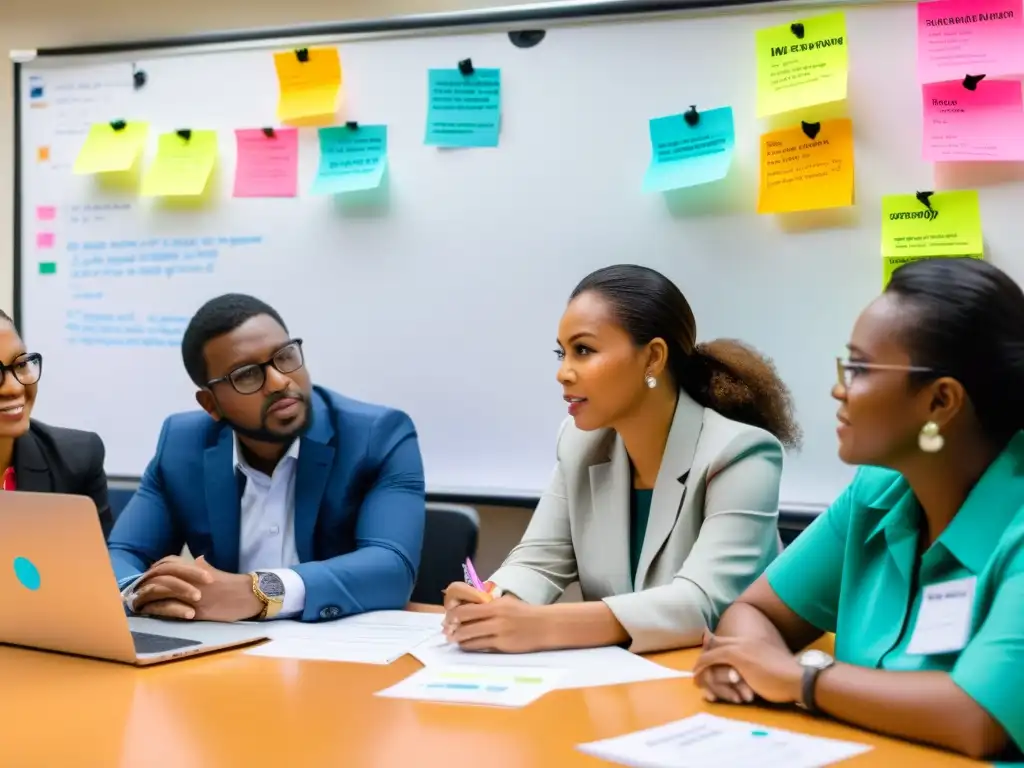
[[130, 555, 263, 623]]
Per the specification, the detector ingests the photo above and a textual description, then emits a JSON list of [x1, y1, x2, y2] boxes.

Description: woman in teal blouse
[[694, 258, 1024, 761]]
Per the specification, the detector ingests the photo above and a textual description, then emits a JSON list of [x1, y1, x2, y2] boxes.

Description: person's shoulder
[[698, 410, 784, 475], [315, 386, 411, 426], [28, 420, 104, 458], [845, 465, 908, 507]]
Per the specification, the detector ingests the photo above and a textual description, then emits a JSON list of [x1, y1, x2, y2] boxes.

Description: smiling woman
[[0, 309, 112, 537], [442, 264, 800, 656]]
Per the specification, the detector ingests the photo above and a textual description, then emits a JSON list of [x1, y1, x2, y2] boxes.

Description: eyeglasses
[[836, 357, 934, 389], [0, 353, 43, 388], [207, 340, 304, 395]]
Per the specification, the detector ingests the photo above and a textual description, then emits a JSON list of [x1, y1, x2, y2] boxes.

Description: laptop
[[0, 491, 268, 665]]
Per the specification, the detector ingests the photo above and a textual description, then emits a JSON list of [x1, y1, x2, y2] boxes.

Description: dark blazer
[[14, 420, 113, 538]]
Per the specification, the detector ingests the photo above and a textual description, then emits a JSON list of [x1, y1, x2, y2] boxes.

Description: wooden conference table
[[0, 605, 985, 767]]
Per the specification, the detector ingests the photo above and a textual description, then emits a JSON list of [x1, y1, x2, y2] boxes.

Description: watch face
[[800, 650, 833, 670], [257, 572, 286, 598]]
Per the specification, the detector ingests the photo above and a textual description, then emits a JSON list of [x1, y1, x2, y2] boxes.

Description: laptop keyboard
[[131, 631, 202, 655]]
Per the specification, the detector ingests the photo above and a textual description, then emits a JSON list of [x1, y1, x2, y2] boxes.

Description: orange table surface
[[0, 605, 985, 768]]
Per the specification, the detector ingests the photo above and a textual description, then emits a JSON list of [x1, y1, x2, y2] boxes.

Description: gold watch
[[250, 571, 285, 620]]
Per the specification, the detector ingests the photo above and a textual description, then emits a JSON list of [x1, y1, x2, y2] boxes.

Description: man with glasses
[[108, 294, 426, 623]]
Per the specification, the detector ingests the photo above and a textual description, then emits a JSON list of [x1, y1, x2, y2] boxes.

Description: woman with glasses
[[0, 309, 112, 536], [694, 257, 1024, 761]]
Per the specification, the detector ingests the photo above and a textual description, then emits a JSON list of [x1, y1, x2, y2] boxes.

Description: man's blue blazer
[[107, 386, 426, 621]]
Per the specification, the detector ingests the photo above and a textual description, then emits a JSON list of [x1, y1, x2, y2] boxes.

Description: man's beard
[[220, 391, 313, 444]]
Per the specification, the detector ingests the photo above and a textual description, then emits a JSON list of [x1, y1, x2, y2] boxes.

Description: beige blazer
[[489, 389, 784, 654]]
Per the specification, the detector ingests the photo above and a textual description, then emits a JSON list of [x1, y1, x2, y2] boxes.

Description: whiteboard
[[15, 0, 1024, 507]]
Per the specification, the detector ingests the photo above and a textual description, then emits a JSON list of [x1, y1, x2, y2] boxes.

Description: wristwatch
[[796, 649, 835, 713], [250, 571, 285, 620]]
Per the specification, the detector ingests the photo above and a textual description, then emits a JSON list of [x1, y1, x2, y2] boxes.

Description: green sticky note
[[312, 124, 387, 194], [881, 190, 984, 287], [38, 262, 56, 275], [756, 12, 848, 117]]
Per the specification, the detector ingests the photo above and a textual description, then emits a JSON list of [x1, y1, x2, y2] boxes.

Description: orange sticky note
[[37, 146, 50, 162], [274, 47, 342, 124], [757, 119, 854, 214]]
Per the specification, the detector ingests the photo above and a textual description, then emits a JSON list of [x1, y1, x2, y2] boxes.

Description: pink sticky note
[[36, 232, 55, 249], [36, 205, 56, 221], [233, 128, 299, 198], [918, 0, 1024, 84], [922, 79, 1024, 161]]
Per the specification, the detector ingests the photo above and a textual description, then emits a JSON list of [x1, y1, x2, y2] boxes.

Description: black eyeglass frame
[[0, 352, 43, 387], [205, 339, 305, 395]]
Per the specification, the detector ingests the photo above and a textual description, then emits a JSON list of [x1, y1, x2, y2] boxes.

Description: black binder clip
[[262, 127, 276, 138], [176, 129, 192, 141], [458, 58, 474, 75], [790, 22, 805, 39], [683, 105, 700, 127], [801, 121, 821, 140], [346, 121, 359, 130], [962, 74, 986, 91], [109, 120, 127, 132], [916, 191, 934, 210], [296, 48, 310, 63]]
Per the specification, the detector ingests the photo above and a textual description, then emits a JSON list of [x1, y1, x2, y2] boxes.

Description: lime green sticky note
[[73, 122, 149, 174], [881, 190, 984, 287], [756, 12, 848, 118], [38, 262, 56, 275], [141, 131, 218, 197]]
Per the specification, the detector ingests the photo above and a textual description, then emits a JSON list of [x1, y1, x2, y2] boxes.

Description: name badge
[[906, 576, 977, 656]]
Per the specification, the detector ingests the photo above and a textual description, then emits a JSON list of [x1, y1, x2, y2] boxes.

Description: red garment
[[1, 466, 15, 491]]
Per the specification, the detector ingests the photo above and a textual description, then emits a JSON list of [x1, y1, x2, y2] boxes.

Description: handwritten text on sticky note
[[917, 0, 1024, 84], [643, 107, 735, 192], [756, 12, 848, 117], [312, 124, 387, 194], [923, 79, 1024, 161], [425, 68, 501, 147], [757, 119, 855, 214]]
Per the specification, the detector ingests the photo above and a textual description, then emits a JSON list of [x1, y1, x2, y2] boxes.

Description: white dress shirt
[[233, 436, 306, 618]]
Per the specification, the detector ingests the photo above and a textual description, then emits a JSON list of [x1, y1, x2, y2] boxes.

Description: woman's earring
[[645, 374, 657, 389], [918, 421, 944, 453]]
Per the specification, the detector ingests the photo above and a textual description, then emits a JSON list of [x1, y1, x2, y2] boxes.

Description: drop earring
[[645, 374, 657, 389], [918, 421, 944, 453]]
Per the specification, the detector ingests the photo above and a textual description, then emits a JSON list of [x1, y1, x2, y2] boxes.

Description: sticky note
[[233, 128, 299, 198], [917, 0, 1024, 84], [881, 191, 983, 284], [756, 12, 848, 117], [923, 79, 1024, 161], [36, 232, 55, 249], [757, 119, 855, 214], [73, 122, 148, 174], [643, 107, 735, 192], [36, 146, 50, 162], [141, 131, 218, 197], [274, 47, 342, 124], [425, 68, 501, 147], [36, 206, 56, 221], [312, 125, 387, 194], [38, 262, 56, 275]]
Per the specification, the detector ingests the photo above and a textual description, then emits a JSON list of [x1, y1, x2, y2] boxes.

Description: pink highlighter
[[463, 557, 493, 601]]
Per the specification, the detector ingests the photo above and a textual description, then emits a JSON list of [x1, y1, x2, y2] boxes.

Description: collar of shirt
[[864, 430, 1024, 575], [1, 467, 15, 491], [232, 435, 300, 482]]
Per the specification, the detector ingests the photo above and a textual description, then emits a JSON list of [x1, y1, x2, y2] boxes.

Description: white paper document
[[376, 664, 566, 708], [410, 633, 688, 689], [578, 713, 871, 768], [245, 610, 443, 664]]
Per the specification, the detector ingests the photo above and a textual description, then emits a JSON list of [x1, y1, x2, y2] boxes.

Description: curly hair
[[571, 265, 802, 449]]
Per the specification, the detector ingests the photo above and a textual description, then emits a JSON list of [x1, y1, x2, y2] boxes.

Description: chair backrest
[[410, 503, 480, 606]]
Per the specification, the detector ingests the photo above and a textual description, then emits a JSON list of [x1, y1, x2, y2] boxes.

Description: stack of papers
[[410, 634, 688, 690], [245, 610, 443, 664], [578, 713, 871, 768], [377, 664, 565, 708]]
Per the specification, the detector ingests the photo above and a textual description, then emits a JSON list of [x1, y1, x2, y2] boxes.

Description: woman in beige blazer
[[444, 265, 801, 654]]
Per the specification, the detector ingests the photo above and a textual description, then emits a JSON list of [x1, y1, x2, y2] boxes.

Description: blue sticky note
[[312, 125, 387, 195], [425, 68, 501, 148], [643, 107, 735, 192]]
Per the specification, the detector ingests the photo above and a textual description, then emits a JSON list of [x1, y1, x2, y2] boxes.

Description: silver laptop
[[0, 491, 268, 665]]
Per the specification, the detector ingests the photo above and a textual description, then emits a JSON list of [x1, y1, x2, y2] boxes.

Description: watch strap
[[800, 664, 825, 713]]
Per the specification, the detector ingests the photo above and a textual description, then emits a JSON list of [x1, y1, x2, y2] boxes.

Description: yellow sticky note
[[757, 119, 854, 214], [756, 12, 848, 118], [141, 131, 218, 197], [73, 122, 149, 174], [274, 47, 342, 124], [881, 191, 984, 286]]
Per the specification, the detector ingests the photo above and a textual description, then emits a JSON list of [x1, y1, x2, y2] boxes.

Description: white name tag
[[906, 576, 977, 656]]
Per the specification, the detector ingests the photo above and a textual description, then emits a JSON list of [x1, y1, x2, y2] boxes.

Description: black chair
[[410, 503, 480, 605]]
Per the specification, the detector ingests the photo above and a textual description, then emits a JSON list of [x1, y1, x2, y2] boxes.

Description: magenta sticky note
[[923, 79, 1024, 161], [233, 128, 299, 198], [918, 0, 1024, 84], [36, 205, 56, 221], [36, 232, 55, 249]]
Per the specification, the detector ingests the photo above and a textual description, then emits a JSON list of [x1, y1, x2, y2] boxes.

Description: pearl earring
[[645, 374, 657, 389], [918, 421, 944, 453]]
